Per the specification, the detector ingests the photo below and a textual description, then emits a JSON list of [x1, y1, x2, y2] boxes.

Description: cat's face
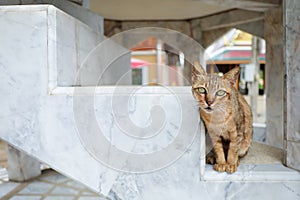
[[192, 64, 240, 114], [192, 75, 229, 113]]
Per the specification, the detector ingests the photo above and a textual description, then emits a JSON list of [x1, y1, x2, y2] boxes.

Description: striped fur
[[192, 64, 252, 173]]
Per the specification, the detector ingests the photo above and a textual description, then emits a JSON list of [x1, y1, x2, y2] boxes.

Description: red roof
[[131, 58, 150, 68], [209, 48, 265, 63]]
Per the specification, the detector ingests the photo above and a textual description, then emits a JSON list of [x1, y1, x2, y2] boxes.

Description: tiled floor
[[1, 139, 109, 200], [0, 169, 108, 200]]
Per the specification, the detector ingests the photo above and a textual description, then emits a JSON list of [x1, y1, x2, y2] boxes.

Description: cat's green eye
[[216, 90, 226, 96], [198, 87, 206, 94]]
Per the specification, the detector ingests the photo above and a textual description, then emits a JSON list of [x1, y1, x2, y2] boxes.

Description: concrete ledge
[[0, 0, 103, 34]]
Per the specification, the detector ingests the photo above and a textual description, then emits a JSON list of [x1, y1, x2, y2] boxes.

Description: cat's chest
[[200, 110, 235, 139], [200, 109, 232, 124], [205, 122, 231, 138]]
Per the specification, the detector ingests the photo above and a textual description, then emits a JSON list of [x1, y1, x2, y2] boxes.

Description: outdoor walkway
[[0, 140, 108, 200], [0, 168, 107, 200]]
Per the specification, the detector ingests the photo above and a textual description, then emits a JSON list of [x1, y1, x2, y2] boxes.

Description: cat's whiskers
[[215, 105, 227, 112]]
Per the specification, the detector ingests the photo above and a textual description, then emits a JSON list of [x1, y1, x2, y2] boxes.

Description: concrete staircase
[[0, 3, 131, 195], [0, 2, 300, 200]]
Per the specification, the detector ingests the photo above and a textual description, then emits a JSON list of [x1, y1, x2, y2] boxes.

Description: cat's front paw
[[206, 155, 216, 165], [225, 163, 238, 173], [214, 163, 226, 172]]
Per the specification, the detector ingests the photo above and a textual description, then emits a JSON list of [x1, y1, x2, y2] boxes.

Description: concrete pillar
[[284, 0, 300, 171], [249, 36, 260, 123], [7, 145, 41, 182], [190, 19, 202, 45], [82, 0, 90, 8], [264, 7, 284, 148]]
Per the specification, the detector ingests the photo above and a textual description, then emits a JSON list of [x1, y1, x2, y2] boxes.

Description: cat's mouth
[[204, 107, 213, 112]]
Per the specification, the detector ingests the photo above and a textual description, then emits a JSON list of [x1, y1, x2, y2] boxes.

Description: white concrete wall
[[0, 5, 201, 195], [0, 5, 129, 194]]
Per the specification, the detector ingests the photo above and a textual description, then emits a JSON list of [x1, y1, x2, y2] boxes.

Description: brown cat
[[192, 63, 252, 173]]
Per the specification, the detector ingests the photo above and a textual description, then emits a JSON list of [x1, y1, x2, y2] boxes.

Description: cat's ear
[[223, 67, 240, 86], [192, 61, 206, 82]]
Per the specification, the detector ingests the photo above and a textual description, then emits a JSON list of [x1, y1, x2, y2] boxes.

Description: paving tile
[[81, 191, 97, 195], [39, 172, 70, 184], [44, 196, 75, 200], [18, 181, 53, 195], [64, 180, 87, 190], [50, 186, 79, 195], [0, 182, 20, 198], [10, 196, 42, 200], [78, 197, 108, 200]]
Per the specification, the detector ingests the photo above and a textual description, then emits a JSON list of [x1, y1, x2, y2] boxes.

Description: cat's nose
[[207, 100, 214, 106]]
